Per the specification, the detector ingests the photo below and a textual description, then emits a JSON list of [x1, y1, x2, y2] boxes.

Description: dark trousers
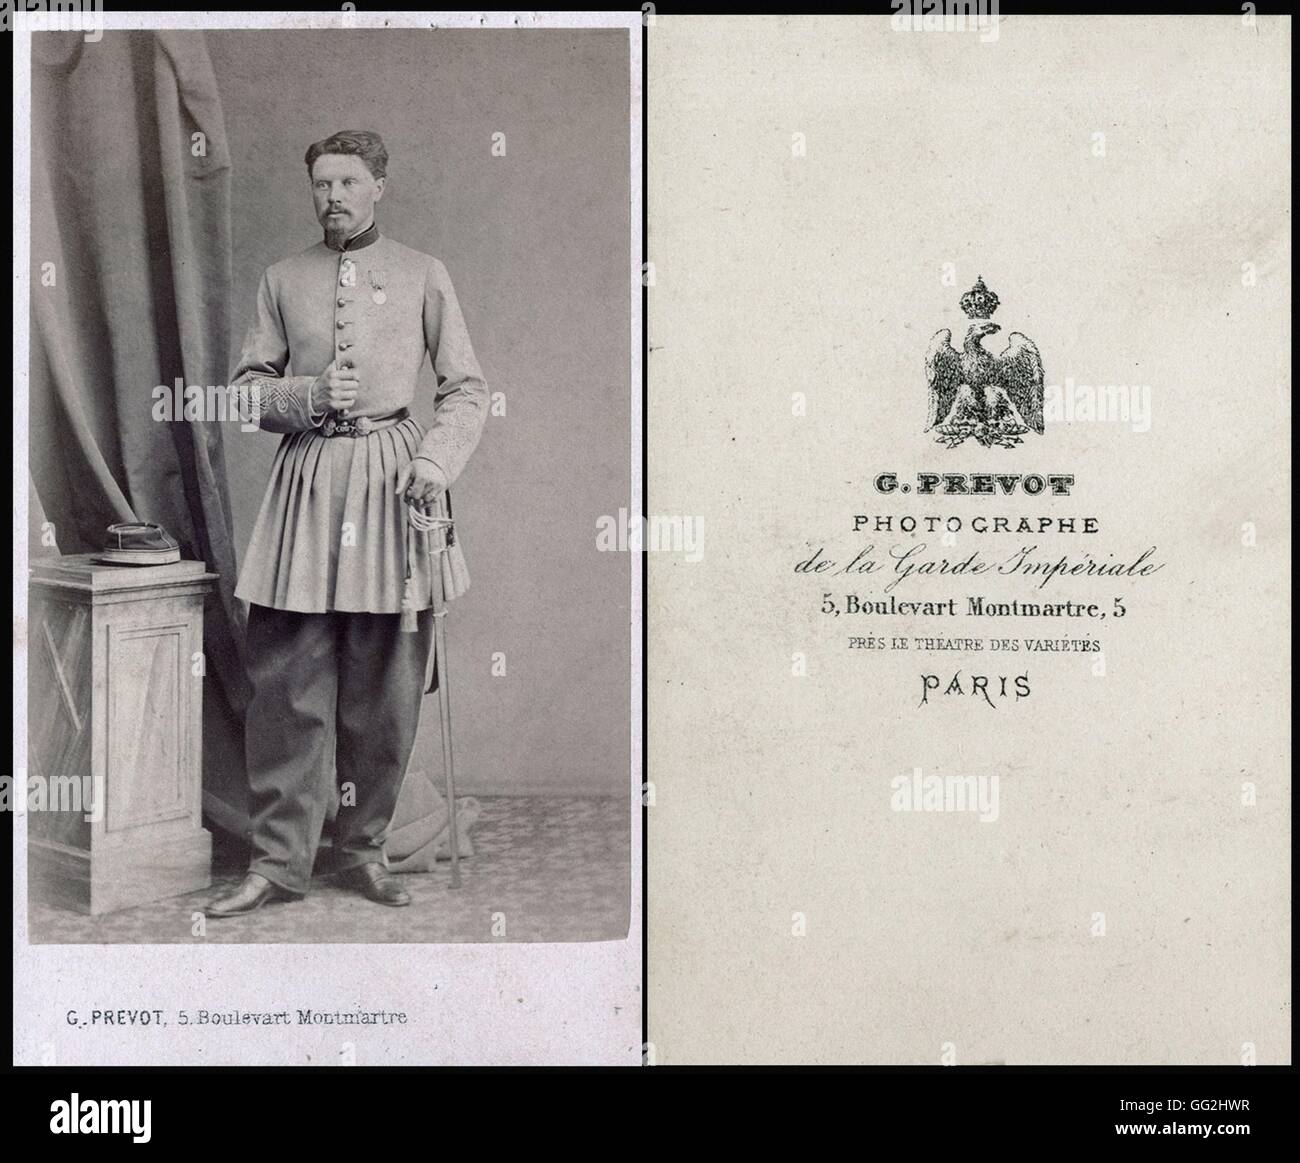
[[243, 604, 433, 895]]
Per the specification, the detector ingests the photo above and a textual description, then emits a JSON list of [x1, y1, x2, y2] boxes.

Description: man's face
[[310, 153, 384, 236]]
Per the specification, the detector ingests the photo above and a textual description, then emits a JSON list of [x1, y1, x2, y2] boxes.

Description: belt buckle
[[322, 413, 359, 438]]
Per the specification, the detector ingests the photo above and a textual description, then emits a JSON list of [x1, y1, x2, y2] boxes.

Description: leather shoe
[[339, 862, 411, 907], [206, 872, 297, 918]]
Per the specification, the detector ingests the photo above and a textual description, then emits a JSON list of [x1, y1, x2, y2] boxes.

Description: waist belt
[[319, 407, 410, 438]]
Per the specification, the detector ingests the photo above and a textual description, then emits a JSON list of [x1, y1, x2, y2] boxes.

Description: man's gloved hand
[[311, 359, 360, 417], [395, 457, 448, 507]]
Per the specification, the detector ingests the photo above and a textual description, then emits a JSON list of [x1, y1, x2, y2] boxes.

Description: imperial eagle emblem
[[925, 277, 1044, 449]]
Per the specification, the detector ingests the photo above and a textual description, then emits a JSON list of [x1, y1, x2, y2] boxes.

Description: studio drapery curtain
[[29, 30, 251, 833]]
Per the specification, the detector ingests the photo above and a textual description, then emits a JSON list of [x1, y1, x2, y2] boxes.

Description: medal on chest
[[368, 268, 387, 305]]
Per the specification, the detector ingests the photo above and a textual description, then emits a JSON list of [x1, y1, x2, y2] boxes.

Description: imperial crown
[[959, 276, 1000, 320]]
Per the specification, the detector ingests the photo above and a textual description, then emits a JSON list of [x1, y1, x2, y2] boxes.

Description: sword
[[403, 501, 462, 889]]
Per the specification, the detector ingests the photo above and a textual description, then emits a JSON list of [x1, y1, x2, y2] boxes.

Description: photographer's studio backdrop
[[28, 27, 632, 853]]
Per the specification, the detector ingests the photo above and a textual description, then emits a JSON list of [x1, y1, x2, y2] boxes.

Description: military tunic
[[232, 224, 486, 612]]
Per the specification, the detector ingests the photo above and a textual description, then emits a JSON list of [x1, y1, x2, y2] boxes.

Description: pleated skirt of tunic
[[235, 417, 469, 613]]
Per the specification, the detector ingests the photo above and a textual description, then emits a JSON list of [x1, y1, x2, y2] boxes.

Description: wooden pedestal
[[28, 555, 217, 915]]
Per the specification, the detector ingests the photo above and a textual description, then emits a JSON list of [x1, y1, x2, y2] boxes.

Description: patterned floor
[[27, 796, 631, 944]]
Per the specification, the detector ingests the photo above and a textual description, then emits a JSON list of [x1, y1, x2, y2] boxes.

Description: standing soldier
[[208, 130, 488, 917]]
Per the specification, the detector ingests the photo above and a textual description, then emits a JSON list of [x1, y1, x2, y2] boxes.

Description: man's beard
[[323, 218, 350, 248]]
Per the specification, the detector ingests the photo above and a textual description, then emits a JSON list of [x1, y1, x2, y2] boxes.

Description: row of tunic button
[[336, 257, 355, 364]]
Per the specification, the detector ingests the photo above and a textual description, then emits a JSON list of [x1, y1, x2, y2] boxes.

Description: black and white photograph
[[9, 2, 1292, 1138], [15, 8, 641, 1066]]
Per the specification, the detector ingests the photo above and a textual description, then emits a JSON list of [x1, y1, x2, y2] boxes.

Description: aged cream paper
[[648, 13, 1290, 1065]]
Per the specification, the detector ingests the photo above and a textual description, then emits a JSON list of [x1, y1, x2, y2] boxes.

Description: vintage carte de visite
[[646, 14, 1290, 1065], [13, 10, 641, 1066]]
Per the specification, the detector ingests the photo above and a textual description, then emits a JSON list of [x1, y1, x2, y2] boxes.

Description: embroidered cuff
[[239, 375, 319, 432]]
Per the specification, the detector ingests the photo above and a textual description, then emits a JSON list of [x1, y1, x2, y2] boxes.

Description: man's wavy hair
[[304, 130, 388, 180]]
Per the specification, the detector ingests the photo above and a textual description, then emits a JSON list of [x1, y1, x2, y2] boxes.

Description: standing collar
[[325, 220, 380, 253]]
